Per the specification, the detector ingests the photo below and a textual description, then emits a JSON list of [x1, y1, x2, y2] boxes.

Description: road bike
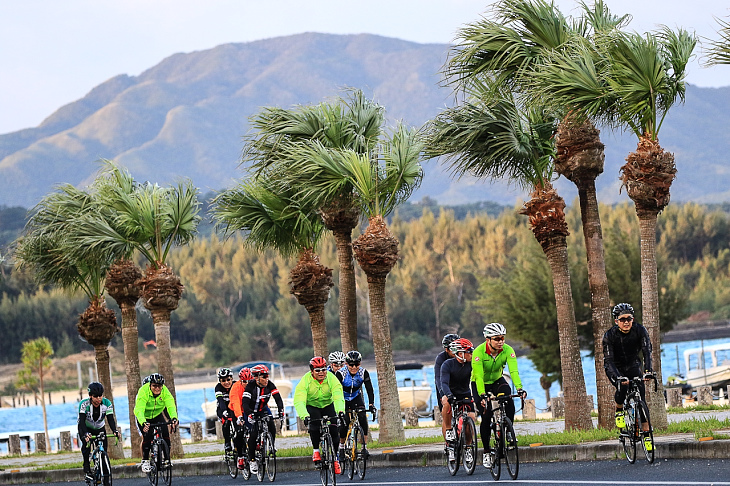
[[340, 407, 376, 480], [312, 416, 340, 486], [444, 398, 477, 476], [85, 431, 115, 486], [485, 393, 522, 481], [251, 413, 281, 482], [222, 418, 241, 479], [617, 374, 657, 464], [146, 422, 174, 486]]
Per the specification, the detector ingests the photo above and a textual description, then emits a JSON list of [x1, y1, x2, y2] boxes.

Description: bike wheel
[[344, 434, 354, 480], [622, 401, 637, 464], [147, 445, 158, 486], [263, 432, 276, 482], [320, 435, 331, 486], [446, 435, 459, 476], [489, 423, 501, 481], [99, 451, 112, 486], [328, 437, 338, 486], [637, 400, 655, 464], [503, 418, 519, 480], [242, 457, 252, 481], [354, 426, 367, 480], [462, 416, 477, 476], [158, 441, 172, 486], [225, 449, 238, 479]]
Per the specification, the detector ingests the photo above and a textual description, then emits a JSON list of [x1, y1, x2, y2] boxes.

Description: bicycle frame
[[617, 375, 657, 464], [86, 432, 113, 486], [486, 393, 522, 481]]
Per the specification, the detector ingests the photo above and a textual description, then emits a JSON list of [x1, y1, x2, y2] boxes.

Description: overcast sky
[[1, 0, 729, 134]]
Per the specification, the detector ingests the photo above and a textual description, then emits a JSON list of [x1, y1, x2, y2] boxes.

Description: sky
[[1, 0, 729, 135]]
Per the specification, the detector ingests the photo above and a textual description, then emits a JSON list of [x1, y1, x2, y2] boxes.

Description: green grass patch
[[666, 404, 730, 413]]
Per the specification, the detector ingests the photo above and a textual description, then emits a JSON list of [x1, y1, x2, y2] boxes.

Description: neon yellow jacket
[[293, 371, 345, 418], [471, 342, 522, 395], [134, 383, 178, 424]]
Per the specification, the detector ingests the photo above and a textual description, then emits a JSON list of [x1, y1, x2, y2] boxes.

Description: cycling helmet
[[148, 373, 165, 385], [217, 367, 233, 380], [310, 356, 328, 370], [612, 303, 635, 319], [251, 364, 269, 376], [449, 338, 474, 354], [442, 333, 460, 349], [328, 351, 346, 364], [483, 322, 507, 338], [239, 367, 253, 381], [142, 375, 151, 385], [345, 350, 362, 365], [87, 382, 104, 396]]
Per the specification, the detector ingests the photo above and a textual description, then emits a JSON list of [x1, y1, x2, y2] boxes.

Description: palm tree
[[14, 185, 126, 458], [705, 16, 730, 65], [244, 90, 384, 353], [213, 179, 333, 357], [529, 26, 697, 429], [74, 179, 201, 457], [445, 0, 629, 428], [425, 83, 593, 430]]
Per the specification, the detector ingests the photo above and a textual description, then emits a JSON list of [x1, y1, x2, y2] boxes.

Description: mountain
[[1, 33, 729, 208]]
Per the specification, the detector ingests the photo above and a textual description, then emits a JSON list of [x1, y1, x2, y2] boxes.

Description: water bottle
[[627, 405, 634, 427]]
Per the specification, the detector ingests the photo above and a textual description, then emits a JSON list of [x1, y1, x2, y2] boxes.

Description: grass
[[666, 404, 730, 413]]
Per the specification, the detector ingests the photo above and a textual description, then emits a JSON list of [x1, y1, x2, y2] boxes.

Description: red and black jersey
[[242, 380, 285, 416]]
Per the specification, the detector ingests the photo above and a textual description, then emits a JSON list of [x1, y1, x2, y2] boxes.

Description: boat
[[397, 375, 432, 411], [683, 343, 730, 390]]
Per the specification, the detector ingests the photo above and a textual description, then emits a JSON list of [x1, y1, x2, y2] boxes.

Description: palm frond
[[704, 16, 730, 66]]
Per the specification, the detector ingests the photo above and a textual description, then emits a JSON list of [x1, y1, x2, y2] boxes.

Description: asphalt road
[[22, 459, 730, 486]]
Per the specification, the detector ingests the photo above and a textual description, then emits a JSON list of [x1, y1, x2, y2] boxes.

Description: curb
[[2, 440, 730, 484]]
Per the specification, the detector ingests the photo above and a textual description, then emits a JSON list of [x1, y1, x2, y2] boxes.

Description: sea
[[0, 336, 726, 450]]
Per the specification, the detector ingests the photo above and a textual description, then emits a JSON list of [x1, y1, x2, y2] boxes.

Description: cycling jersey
[[133, 382, 178, 425], [242, 380, 285, 416], [335, 367, 374, 403], [293, 370, 345, 418], [440, 358, 473, 398], [215, 381, 235, 419], [602, 322, 653, 385], [471, 342, 522, 396], [78, 397, 118, 435], [434, 350, 449, 396]]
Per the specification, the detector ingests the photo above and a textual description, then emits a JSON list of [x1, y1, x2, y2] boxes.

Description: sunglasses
[[313, 367, 327, 372], [150, 383, 162, 388], [255, 373, 270, 378], [618, 316, 633, 323], [220, 378, 232, 382], [490, 336, 505, 342], [90, 394, 102, 398]]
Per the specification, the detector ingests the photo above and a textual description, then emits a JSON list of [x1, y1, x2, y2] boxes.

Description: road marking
[[340, 480, 730, 485]]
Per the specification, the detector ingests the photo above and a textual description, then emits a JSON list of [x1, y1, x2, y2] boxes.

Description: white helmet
[[483, 322, 507, 338], [328, 351, 346, 364]]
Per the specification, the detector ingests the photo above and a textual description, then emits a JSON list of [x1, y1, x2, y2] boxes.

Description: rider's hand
[[517, 388, 527, 399], [368, 404, 376, 414], [303, 417, 310, 428], [247, 415, 255, 425], [171, 418, 179, 432], [643, 371, 655, 381], [142, 422, 150, 433], [441, 395, 450, 407], [237, 416, 245, 427], [114, 430, 122, 440], [85, 433, 92, 443]]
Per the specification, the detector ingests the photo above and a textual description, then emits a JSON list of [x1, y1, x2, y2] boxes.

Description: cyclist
[[328, 351, 347, 374], [229, 367, 253, 469], [471, 323, 526, 469], [242, 364, 285, 474], [335, 350, 376, 461], [440, 338, 477, 461], [293, 356, 346, 475], [603, 303, 654, 448], [435, 333, 460, 413], [133, 373, 178, 474], [78, 382, 122, 482], [215, 367, 236, 454]]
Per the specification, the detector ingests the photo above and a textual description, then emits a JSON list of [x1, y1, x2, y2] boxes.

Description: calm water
[[1, 336, 727, 438]]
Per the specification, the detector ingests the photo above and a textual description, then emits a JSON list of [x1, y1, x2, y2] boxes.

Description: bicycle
[[444, 398, 477, 476], [146, 422, 174, 486], [85, 432, 115, 486], [311, 416, 340, 486], [222, 418, 240, 479], [484, 393, 522, 481], [617, 374, 657, 464], [340, 407, 376, 480], [251, 413, 281, 482]]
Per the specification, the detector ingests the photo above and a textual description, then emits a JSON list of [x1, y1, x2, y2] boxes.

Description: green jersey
[[470, 342, 522, 395], [293, 371, 345, 418], [78, 397, 114, 430]]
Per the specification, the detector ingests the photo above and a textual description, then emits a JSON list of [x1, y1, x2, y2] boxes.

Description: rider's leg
[[247, 422, 258, 461], [441, 399, 453, 442]]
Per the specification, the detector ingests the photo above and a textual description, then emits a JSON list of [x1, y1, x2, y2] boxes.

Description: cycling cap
[[310, 356, 328, 370], [441, 333, 460, 348], [612, 303, 634, 319], [449, 338, 474, 354], [328, 351, 346, 364], [345, 350, 362, 365], [148, 373, 165, 385], [251, 364, 269, 376], [87, 382, 104, 396], [483, 322, 507, 338], [239, 367, 253, 381], [217, 367, 233, 379]]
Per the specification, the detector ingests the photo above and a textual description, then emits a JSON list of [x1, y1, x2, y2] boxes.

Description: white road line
[[338, 481, 730, 486]]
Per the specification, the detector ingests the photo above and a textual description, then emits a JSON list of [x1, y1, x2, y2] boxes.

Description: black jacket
[[602, 322, 653, 385]]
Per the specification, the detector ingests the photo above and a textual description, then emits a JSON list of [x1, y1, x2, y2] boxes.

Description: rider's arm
[[471, 343, 487, 396], [292, 373, 310, 419], [229, 381, 244, 418], [362, 369, 375, 406], [503, 344, 523, 390], [434, 352, 444, 395], [78, 401, 90, 437], [334, 369, 345, 384], [242, 381, 254, 416], [133, 385, 150, 425], [602, 329, 621, 385], [215, 383, 230, 418], [161, 386, 178, 420], [328, 372, 346, 414], [271, 383, 285, 413], [639, 325, 653, 373], [440, 360, 454, 398], [102, 398, 119, 434]]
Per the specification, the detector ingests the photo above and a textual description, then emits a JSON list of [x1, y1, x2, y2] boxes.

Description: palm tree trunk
[[120, 302, 143, 458], [366, 274, 405, 442], [39, 365, 50, 453], [307, 304, 329, 358], [333, 229, 358, 352], [637, 210, 669, 429], [94, 345, 125, 459], [543, 238, 594, 431], [576, 180, 615, 429], [151, 309, 185, 458]]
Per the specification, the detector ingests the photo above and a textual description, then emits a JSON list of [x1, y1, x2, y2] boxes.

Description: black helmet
[[148, 373, 165, 385], [217, 367, 233, 380], [442, 333, 460, 348], [142, 375, 151, 385], [87, 382, 104, 396], [612, 303, 635, 319], [345, 350, 362, 365]]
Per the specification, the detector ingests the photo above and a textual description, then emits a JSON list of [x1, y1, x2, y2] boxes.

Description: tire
[[242, 459, 252, 481], [446, 432, 460, 476], [489, 423, 501, 481], [638, 401, 655, 464], [622, 400, 637, 464], [320, 435, 331, 486], [344, 433, 354, 480], [147, 444, 158, 486], [225, 449, 238, 479], [461, 416, 477, 476], [329, 436, 338, 486], [263, 432, 276, 482], [99, 451, 112, 486], [158, 440, 172, 486], [354, 426, 367, 480], [503, 418, 519, 480]]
